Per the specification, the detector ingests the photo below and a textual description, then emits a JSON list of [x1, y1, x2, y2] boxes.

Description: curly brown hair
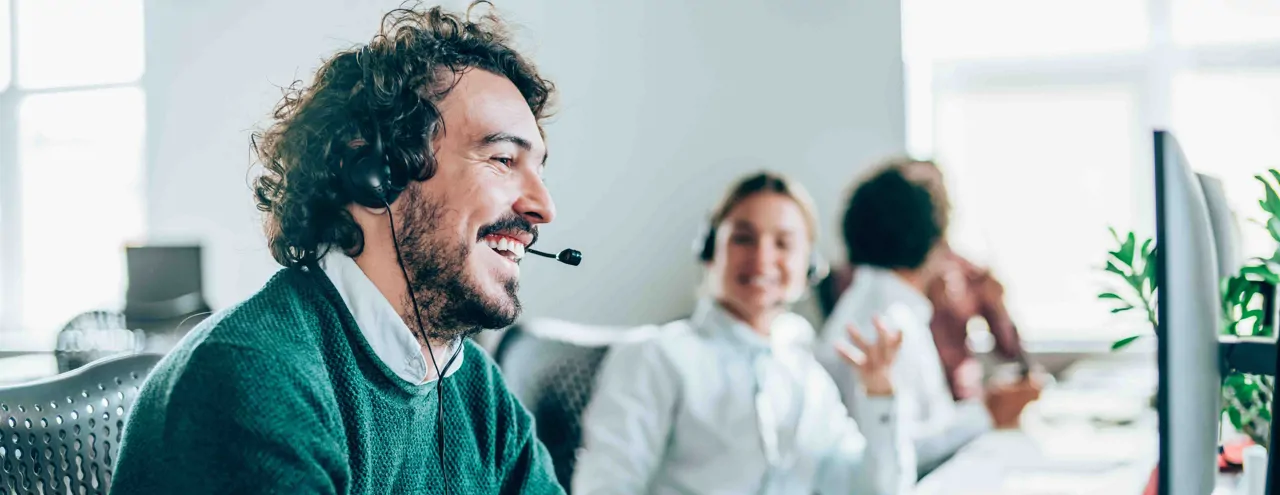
[[251, 1, 556, 268]]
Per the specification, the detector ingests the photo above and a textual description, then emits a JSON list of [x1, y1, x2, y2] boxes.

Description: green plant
[[1100, 169, 1280, 449], [1099, 228, 1157, 350]]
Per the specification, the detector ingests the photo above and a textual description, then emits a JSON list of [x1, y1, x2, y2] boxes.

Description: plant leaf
[[1242, 264, 1280, 284], [1227, 405, 1244, 430], [1268, 217, 1280, 243], [1098, 292, 1126, 301], [1258, 175, 1280, 216], [1224, 275, 1248, 306], [1111, 335, 1142, 350], [1106, 260, 1128, 277], [1110, 305, 1135, 314], [1120, 232, 1137, 266], [1267, 169, 1280, 210]]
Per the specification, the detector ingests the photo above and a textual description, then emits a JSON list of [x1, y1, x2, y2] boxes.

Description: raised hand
[[835, 316, 904, 397]]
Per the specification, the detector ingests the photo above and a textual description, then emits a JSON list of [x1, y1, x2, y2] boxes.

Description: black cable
[[385, 200, 454, 495]]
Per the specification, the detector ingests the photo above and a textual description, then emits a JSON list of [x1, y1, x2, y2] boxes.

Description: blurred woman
[[573, 172, 915, 495]]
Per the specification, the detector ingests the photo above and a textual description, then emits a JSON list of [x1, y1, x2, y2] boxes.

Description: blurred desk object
[[918, 353, 1242, 494], [123, 245, 211, 350]]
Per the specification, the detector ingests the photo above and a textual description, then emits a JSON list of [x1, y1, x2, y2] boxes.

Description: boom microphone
[[527, 248, 582, 266]]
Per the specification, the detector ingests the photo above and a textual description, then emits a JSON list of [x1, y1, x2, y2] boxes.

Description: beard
[[392, 187, 521, 346]]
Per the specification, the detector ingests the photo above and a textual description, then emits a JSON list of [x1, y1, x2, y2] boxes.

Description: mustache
[[476, 214, 539, 249]]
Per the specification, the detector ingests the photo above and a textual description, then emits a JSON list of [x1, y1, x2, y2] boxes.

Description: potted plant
[[1101, 171, 1276, 450]]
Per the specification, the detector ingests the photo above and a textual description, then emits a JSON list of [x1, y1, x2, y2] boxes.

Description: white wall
[[143, 0, 905, 328]]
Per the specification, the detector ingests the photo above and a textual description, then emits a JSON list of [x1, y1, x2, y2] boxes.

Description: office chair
[[0, 352, 163, 495], [494, 319, 659, 492]]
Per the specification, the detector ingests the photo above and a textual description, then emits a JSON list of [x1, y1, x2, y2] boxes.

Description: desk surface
[[918, 354, 1243, 495]]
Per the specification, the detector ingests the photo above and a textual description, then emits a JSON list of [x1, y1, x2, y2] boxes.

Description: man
[[816, 163, 1036, 478], [112, 4, 564, 494]]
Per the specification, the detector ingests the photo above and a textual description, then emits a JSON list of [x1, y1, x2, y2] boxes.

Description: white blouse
[[817, 265, 992, 474], [573, 298, 915, 494]]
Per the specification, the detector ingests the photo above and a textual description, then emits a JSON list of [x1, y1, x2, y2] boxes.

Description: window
[[0, 0, 9, 92], [0, 0, 147, 334], [904, 0, 1280, 342], [1172, 0, 1280, 46], [1172, 71, 1280, 258]]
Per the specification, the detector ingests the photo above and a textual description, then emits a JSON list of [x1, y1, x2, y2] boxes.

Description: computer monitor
[[1197, 174, 1244, 281], [1152, 130, 1222, 495], [123, 245, 209, 321]]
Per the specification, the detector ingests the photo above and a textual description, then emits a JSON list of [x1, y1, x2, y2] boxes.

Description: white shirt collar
[[318, 248, 463, 385], [690, 298, 817, 353]]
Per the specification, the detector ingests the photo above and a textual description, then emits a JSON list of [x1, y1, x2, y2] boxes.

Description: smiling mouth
[[738, 275, 778, 288], [481, 234, 527, 263]]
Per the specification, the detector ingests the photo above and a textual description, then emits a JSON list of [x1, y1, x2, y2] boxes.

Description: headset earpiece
[[807, 250, 829, 286], [339, 128, 409, 208], [695, 222, 717, 263]]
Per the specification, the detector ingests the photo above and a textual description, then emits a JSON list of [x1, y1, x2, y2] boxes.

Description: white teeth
[[481, 236, 526, 262]]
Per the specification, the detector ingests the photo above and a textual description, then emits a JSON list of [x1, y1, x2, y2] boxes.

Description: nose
[[750, 240, 776, 272], [514, 171, 556, 225]]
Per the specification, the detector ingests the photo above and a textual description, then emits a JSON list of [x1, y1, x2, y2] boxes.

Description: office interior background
[[0, 0, 1277, 493]]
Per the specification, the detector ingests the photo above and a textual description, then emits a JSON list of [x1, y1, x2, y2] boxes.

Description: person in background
[[817, 159, 1030, 401], [112, 3, 563, 493], [816, 162, 1038, 478], [573, 172, 916, 494], [896, 159, 1031, 401]]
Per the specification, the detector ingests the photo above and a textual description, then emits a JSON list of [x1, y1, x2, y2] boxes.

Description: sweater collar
[[318, 248, 464, 386]]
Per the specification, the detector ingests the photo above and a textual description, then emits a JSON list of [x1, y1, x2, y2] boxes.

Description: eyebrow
[[478, 132, 549, 166], [729, 220, 802, 238]]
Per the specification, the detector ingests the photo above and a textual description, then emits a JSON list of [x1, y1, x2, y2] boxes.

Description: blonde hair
[[706, 171, 820, 244]]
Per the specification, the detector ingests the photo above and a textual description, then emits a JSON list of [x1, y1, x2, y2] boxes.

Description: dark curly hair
[[251, 1, 556, 268], [842, 164, 943, 270]]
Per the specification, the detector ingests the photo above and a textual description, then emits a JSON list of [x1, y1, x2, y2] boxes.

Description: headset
[[694, 220, 830, 286], [336, 125, 579, 494], [337, 127, 409, 208]]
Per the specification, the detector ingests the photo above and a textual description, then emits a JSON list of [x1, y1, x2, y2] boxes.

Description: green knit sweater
[[109, 267, 564, 495]]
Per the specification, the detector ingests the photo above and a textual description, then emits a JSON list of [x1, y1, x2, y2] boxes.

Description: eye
[[730, 234, 755, 246], [492, 156, 514, 167]]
